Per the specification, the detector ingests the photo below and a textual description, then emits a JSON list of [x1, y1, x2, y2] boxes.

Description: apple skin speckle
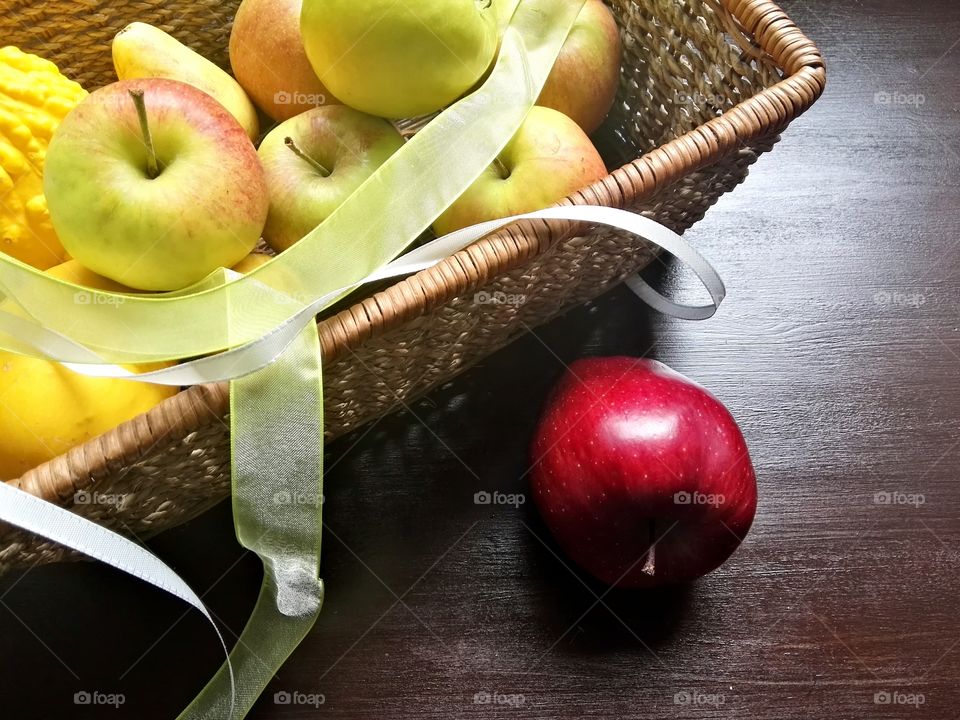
[[529, 357, 757, 589]]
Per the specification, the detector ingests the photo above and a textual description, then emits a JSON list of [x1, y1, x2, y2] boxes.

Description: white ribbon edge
[[3, 205, 725, 386], [0, 481, 235, 716]]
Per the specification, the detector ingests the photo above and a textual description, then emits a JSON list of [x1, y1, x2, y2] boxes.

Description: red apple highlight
[[530, 357, 757, 588]]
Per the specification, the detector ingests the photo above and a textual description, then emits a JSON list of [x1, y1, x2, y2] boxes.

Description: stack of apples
[[42, 0, 622, 288], [0, 0, 623, 477]]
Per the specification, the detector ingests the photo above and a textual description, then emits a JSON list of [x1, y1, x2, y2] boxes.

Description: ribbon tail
[[179, 322, 325, 719], [0, 482, 237, 711]]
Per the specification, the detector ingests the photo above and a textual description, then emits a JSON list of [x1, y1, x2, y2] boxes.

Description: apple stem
[[285, 137, 331, 177], [493, 155, 511, 180], [641, 519, 656, 577], [128, 89, 160, 179]]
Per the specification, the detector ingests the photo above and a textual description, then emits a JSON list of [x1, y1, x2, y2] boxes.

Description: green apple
[[300, 0, 498, 119], [432, 106, 608, 236], [496, 0, 622, 134], [43, 78, 268, 291], [230, 0, 337, 121], [257, 106, 406, 252]]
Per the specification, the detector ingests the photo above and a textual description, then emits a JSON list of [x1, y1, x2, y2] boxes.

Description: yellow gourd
[[0, 46, 86, 269], [0, 260, 178, 480]]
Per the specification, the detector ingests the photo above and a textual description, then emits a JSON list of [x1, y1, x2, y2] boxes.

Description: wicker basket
[[0, 0, 824, 569]]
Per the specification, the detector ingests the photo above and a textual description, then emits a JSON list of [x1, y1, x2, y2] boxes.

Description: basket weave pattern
[[0, 0, 824, 568]]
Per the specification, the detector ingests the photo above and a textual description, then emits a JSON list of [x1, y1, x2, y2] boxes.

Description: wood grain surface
[[2, 0, 960, 718]]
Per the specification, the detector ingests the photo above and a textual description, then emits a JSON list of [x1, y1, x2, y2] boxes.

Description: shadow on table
[[520, 503, 692, 657]]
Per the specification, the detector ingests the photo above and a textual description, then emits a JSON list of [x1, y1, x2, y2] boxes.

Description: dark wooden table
[[3, 1, 960, 717]]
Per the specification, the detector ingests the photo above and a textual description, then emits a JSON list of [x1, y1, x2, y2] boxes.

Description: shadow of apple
[[519, 500, 692, 656]]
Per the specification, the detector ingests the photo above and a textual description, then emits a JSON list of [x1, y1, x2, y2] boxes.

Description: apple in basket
[[495, 0, 622, 134], [530, 358, 758, 588], [257, 105, 406, 251], [229, 0, 338, 120], [300, 0, 499, 118], [432, 106, 608, 235], [42, 78, 269, 291]]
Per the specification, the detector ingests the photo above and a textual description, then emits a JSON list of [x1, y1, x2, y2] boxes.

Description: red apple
[[530, 358, 757, 588], [229, 0, 337, 120]]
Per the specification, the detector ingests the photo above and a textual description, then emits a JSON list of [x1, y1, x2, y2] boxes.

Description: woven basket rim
[[316, 0, 826, 365], [8, 0, 825, 506]]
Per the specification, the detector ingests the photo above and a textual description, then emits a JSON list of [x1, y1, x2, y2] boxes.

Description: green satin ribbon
[[180, 322, 325, 718]]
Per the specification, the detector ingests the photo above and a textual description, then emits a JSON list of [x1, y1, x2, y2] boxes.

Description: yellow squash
[[0, 46, 86, 269], [0, 260, 178, 480]]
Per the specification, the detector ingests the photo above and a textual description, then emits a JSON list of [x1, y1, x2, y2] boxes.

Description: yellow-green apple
[[229, 0, 337, 121], [257, 106, 405, 251], [43, 79, 269, 291], [300, 0, 498, 118], [531, 358, 758, 588], [113, 22, 260, 141], [495, 0, 621, 134], [432, 105, 607, 236]]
